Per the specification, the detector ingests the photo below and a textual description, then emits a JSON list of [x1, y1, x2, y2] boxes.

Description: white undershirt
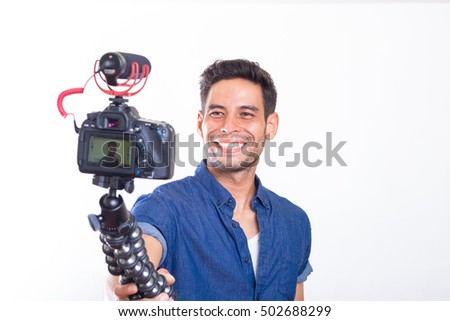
[[247, 233, 260, 278]]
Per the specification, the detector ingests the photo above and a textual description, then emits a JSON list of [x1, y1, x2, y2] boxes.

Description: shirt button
[[232, 222, 238, 228], [228, 199, 234, 206], [245, 257, 251, 263]]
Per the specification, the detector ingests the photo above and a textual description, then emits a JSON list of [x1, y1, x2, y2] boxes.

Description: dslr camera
[[77, 98, 175, 180], [58, 52, 177, 300], [73, 52, 175, 181]]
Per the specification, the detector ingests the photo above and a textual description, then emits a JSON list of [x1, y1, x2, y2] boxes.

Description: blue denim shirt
[[132, 160, 312, 300]]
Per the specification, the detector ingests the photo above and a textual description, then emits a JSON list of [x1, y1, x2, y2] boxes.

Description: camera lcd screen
[[87, 136, 132, 168]]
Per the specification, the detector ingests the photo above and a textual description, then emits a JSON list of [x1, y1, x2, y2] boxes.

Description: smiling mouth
[[212, 141, 245, 154], [215, 142, 245, 149]]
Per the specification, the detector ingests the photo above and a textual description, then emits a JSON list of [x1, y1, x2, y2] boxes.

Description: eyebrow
[[240, 105, 260, 112], [206, 104, 225, 111], [206, 104, 260, 112]]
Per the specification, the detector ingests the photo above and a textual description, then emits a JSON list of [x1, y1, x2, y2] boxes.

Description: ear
[[197, 110, 204, 137], [265, 112, 279, 140]]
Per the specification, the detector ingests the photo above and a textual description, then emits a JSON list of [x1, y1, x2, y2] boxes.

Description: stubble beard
[[205, 140, 265, 172]]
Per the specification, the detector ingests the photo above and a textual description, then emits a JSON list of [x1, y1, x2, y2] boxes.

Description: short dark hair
[[199, 59, 277, 119]]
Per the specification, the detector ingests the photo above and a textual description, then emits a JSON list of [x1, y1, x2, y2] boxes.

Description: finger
[[157, 293, 171, 301], [140, 292, 171, 301], [158, 268, 176, 285], [114, 283, 138, 300]]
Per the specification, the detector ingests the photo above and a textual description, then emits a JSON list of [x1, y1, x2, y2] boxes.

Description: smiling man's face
[[197, 78, 278, 171]]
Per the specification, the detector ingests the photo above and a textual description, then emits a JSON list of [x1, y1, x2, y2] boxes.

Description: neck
[[207, 163, 260, 239], [207, 163, 257, 206]]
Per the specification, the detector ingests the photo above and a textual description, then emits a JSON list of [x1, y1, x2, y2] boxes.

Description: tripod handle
[[89, 193, 177, 300]]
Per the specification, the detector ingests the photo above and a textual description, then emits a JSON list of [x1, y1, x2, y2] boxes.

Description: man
[[109, 59, 312, 301]]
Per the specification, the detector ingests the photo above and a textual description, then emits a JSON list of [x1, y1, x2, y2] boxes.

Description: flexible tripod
[[87, 175, 176, 300]]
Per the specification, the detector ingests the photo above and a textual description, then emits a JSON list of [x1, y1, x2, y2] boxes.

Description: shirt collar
[[195, 160, 271, 209], [253, 175, 271, 209], [195, 160, 231, 207]]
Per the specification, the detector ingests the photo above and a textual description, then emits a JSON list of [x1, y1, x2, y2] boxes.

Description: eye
[[209, 111, 225, 118], [240, 111, 255, 118]]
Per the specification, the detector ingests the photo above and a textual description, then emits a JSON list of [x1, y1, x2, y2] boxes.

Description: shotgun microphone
[[98, 52, 151, 86]]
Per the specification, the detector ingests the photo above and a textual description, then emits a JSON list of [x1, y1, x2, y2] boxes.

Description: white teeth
[[217, 142, 244, 149]]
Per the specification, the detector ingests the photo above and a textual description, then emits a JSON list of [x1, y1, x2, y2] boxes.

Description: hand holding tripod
[[88, 175, 176, 300]]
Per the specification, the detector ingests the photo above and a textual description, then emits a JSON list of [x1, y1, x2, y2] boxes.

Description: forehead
[[206, 78, 264, 108]]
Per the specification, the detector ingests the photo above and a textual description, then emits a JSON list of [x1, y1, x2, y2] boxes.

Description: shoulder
[[266, 188, 308, 215], [263, 187, 311, 227], [132, 175, 200, 211], [153, 175, 199, 199]]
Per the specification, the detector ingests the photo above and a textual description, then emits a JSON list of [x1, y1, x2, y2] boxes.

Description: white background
[[0, 0, 449, 301]]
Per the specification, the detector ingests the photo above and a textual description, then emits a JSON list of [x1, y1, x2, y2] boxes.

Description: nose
[[221, 113, 239, 133]]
